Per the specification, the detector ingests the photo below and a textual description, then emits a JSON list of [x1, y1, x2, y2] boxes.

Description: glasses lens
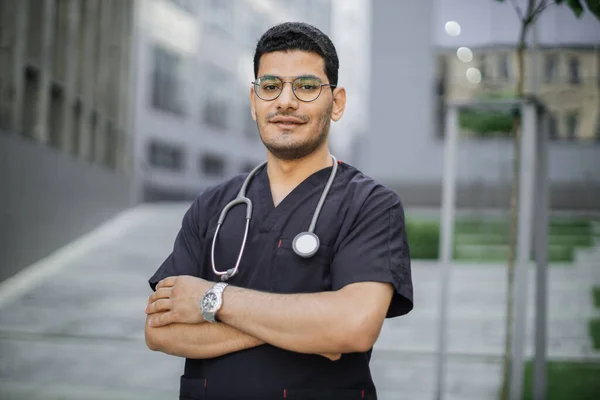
[[256, 77, 282, 100], [293, 77, 322, 101]]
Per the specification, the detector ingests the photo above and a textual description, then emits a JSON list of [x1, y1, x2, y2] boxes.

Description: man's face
[[250, 50, 345, 161]]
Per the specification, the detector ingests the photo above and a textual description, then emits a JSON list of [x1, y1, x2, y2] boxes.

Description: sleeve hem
[[333, 272, 413, 317], [148, 272, 171, 291]]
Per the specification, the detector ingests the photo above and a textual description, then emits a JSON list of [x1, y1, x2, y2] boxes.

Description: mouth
[[269, 116, 307, 129]]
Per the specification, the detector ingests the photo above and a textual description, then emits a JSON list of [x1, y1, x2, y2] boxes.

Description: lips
[[269, 116, 306, 125]]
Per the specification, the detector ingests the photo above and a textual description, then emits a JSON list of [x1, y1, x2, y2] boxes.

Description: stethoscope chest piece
[[292, 231, 320, 258]]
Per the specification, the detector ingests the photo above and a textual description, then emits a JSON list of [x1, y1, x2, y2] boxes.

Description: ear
[[249, 86, 257, 121], [250, 86, 256, 121], [330, 86, 346, 122]]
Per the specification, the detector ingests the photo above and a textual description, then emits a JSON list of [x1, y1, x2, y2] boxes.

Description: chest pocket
[[272, 237, 333, 294]]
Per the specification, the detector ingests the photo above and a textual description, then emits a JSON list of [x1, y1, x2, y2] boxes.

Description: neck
[[266, 147, 333, 187]]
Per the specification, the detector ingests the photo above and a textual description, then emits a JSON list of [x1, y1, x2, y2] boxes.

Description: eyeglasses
[[252, 75, 336, 102]]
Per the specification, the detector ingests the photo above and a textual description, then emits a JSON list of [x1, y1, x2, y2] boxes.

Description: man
[[144, 22, 413, 400]]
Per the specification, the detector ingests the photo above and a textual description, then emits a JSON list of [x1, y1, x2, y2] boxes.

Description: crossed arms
[[144, 276, 394, 360]]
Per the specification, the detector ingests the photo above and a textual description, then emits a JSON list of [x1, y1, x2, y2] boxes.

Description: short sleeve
[[148, 198, 204, 291], [331, 189, 413, 317]]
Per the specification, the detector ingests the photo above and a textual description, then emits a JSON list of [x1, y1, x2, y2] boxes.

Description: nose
[[275, 82, 299, 111]]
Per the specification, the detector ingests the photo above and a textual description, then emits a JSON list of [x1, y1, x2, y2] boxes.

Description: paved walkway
[[0, 204, 598, 400]]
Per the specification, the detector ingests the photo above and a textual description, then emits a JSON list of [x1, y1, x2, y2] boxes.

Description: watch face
[[202, 292, 220, 312]]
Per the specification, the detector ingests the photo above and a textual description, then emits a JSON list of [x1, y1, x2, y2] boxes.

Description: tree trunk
[[499, 1, 536, 398]]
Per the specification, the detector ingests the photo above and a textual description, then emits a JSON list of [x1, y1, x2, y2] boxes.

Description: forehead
[[257, 50, 326, 80]]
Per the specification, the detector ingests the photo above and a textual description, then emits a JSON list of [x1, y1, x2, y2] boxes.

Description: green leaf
[[556, 0, 565, 4], [566, 0, 585, 17], [584, 0, 600, 20]]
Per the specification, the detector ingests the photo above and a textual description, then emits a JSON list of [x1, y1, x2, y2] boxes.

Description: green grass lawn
[[405, 217, 596, 263], [522, 361, 600, 400]]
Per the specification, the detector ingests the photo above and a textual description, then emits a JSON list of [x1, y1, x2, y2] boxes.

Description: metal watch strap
[[202, 282, 228, 322]]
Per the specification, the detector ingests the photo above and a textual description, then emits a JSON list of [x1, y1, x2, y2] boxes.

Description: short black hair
[[253, 22, 339, 86]]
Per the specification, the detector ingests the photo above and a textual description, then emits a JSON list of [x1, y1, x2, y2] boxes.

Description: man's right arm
[[145, 314, 341, 360], [145, 313, 264, 359]]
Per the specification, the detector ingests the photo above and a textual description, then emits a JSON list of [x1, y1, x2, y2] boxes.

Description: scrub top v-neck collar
[[255, 164, 335, 234]]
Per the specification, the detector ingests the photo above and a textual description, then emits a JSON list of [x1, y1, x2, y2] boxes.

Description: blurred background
[[0, 0, 599, 399]]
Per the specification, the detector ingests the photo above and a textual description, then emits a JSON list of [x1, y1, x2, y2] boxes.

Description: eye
[[295, 78, 321, 91]]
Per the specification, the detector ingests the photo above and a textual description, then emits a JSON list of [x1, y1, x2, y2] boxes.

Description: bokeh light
[[466, 67, 482, 84], [457, 46, 473, 62], [445, 21, 461, 36]]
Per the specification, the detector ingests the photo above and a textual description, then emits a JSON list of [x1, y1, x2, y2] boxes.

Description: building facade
[[0, 0, 136, 282], [132, 0, 335, 202], [442, 45, 600, 141], [329, 0, 372, 165], [366, 0, 600, 210], [0, 0, 135, 172]]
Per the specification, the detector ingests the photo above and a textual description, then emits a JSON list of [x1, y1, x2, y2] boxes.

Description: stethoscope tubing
[[211, 155, 338, 281]]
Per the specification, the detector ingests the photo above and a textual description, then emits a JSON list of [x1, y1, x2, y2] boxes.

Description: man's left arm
[[219, 281, 394, 354]]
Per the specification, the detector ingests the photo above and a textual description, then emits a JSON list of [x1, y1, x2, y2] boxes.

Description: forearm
[[217, 287, 363, 355], [145, 314, 263, 359]]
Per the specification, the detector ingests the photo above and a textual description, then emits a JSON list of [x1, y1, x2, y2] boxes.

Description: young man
[[145, 22, 413, 400]]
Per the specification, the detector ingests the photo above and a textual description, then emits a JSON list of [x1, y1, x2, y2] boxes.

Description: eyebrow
[[259, 74, 322, 81]]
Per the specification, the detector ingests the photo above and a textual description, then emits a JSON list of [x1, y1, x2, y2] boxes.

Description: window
[[52, 0, 69, 82], [478, 55, 487, 80], [566, 112, 578, 140], [201, 65, 232, 130], [49, 83, 65, 149], [71, 100, 82, 156], [569, 56, 580, 85], [499, 54, 510, 81], [151, 45, 186, 115], [544, 54, 558, 83], [547, 113, 558, 139], [148, 141, 184, 170], [200, 154, 226, 177]]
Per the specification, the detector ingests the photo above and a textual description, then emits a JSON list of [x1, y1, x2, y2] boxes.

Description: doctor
[[144, 21, 413, 400]]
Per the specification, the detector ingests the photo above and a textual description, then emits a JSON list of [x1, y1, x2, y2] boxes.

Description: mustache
[[265, 112, 311, 123]]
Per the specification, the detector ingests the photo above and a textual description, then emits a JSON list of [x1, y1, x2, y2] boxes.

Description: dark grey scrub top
[[149, 161, 413, 400]]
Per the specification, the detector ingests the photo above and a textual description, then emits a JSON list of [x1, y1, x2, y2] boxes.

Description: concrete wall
[[0, 133, 132, 282]]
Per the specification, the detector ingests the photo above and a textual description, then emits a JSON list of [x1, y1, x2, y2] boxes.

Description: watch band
[[202, 282, 228, 322]]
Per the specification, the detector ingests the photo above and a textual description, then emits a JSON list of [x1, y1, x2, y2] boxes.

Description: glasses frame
[[252, 75, 337, 103]]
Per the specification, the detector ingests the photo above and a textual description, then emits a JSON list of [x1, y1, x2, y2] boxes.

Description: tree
[[493, 1, 600, 399]]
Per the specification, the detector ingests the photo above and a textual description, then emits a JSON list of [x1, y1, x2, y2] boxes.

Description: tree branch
[[531, 0, 557, 21], [509, 0, 525, 20]]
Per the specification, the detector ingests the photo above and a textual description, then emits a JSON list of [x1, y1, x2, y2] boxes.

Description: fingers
[[147, 311, 174, 327], [145, 298, 171, 315], [156, 276, 177, 290], [148, 287, 172, 304]]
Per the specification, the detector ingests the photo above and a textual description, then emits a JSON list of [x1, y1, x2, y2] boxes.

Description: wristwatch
[[200, 282, 228, 322]]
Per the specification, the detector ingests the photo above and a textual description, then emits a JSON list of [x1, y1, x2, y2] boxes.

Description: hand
[[145, 276, 215, 327], [319, 353, 342, 361]]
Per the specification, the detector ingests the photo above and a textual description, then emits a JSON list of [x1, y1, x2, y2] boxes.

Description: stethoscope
[[211, 155, 338, 281]]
